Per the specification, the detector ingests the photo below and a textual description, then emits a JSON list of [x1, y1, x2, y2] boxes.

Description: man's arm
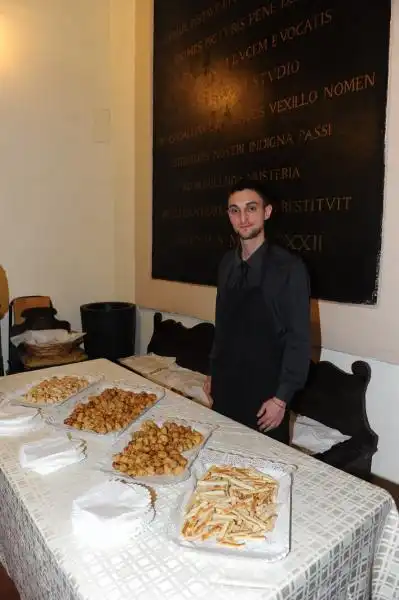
[[275, 258, 311, 405]]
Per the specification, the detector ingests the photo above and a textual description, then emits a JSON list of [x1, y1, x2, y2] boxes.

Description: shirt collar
[[235, 240, 267, 267]]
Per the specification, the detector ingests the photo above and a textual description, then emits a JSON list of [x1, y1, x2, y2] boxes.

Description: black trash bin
[[80, 302, 136, 361]]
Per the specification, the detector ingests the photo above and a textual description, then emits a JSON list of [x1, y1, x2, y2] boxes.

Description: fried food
[[64, 388, 157, 433], [24, 376, 89, 405], [181, 465, 278, 547], [112, 420, 204, 477]]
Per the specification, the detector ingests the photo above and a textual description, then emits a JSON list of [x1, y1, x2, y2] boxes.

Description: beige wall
[[0, 0, 115, 331], [0, 0, 136, 340], [111, 0, 136, 303], [134, 0, 399, 365]]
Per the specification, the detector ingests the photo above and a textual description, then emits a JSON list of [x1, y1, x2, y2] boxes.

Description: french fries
[[181, 466, 278, 547]]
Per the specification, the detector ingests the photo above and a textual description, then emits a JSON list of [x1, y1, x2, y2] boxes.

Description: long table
[[0, 359, 398, 600]]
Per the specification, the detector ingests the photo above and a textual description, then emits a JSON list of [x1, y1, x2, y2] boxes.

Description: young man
[[204, 178, 311, 444]]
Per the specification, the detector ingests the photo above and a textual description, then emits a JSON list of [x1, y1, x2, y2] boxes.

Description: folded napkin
[[120, 353, 176, 375], [71, 480, 154, 548], [19, 434, 86, 474], [0, 403, 42, 436], [292, 415, 351, 454]]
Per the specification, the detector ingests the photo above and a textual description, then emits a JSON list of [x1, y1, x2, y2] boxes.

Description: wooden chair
[[8, 296, 85, 374], [290, 360, 378, 481]]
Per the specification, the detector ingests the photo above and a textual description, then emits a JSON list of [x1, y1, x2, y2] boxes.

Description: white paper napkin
[[120, 353, 176, 375], [11, 329, 84, 347], [0, 403, 42, 436], [292, 415, 351, 454], [71, 480, 154, 548], [19, 434, 86, 474]]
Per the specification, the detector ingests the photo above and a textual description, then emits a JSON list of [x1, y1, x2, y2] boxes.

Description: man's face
[[227, 189, 272, 241]]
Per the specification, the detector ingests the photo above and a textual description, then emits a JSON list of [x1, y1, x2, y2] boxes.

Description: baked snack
[[112, 420, 204, 477], [64, 388, 157, 433], [24, 376, 89, 405]]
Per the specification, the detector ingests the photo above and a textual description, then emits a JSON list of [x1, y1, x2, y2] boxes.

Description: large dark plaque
[[152, 0, 391, 303]]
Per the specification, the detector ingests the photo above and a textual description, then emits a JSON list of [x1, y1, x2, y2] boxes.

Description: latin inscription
[[278, 233, 323, 252], [172, 124, 332, 167], [280, 196, 352, 213], [157, 72, 375, 147], [180, 166, 300, 192]]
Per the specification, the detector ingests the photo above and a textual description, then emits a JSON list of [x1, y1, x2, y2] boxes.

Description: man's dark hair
[[229, 178, 275, 207]]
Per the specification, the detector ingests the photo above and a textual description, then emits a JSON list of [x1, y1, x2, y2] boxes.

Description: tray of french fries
[[97, 417, 218, 485], [43, 382, 165, 441], [8, 374, 104, 408], [168, 448, 295, 561]]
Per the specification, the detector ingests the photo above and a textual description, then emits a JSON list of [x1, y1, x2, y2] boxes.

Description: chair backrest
[[10, 296, 52, 326], [147, 312, 215, 374], [291, 360, 374, 439]]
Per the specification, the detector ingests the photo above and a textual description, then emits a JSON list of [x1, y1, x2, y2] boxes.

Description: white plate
[[8, 374, 103, 409], [97, 417, 218, 485], [43, 382, 165, 441], [167, 448, 295, 561]]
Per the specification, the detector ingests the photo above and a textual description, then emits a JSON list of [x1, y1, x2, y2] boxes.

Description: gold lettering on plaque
[[251, 60, 300, 87], [282, 233, 323, 252], [278, 10, 333, 43], [181, 175, 241, 192], [178, 232, 234, 248], [249, 133, 295, 152], [212, 143, 246, 160], [165, 0, 238, 44], [324, 73, 376, 99], [281, 196, 351, 213], [162, 205, 225, 219], [173, 152, 210, 167], [270, 90, 318, 113], [298, 123, 333, 143], [248, 2, 277, 25], [226, 37, 269, 68], [248, 166, 300, 181]]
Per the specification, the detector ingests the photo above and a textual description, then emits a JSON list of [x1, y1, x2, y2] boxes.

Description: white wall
[[110, 0, 136, 303], [0, 1, 136, 367], [0, 1, 115, 328], [137, 307, 399, 484]]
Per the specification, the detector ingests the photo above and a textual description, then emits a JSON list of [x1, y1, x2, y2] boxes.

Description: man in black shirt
[[204, 178, 311, 444]]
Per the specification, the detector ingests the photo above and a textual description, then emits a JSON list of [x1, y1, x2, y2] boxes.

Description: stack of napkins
[[71, 480, 154, 548], [19, 434, 86, 474], [0, 403, 42, 436]]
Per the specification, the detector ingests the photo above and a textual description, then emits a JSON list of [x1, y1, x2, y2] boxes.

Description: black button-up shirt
[[210, 242, 311, 404]]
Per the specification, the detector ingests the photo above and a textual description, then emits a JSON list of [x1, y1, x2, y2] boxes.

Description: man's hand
[[203, 376, 213, 407], [257, 397, 286, 431]]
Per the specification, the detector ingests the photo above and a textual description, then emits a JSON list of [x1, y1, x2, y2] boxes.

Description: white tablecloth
[[0, 359, 398, 600]]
